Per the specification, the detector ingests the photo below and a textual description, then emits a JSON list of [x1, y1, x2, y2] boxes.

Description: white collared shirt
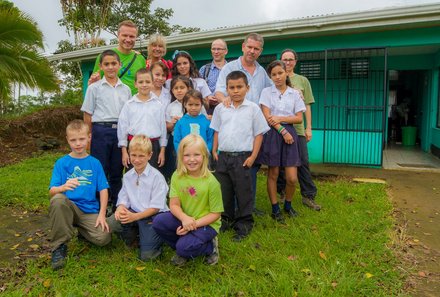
[[117, 94, 167, 147], [117, 164, 169, 213], [165, 77, 211, 98], [157, 86, 171, 108], [81, 77, 132, 122], [210, 99, 269, 152], [259, 86, 306, 117]]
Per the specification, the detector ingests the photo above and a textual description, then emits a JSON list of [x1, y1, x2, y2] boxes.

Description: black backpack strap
[[119, 53, 138, 78], [203, 63, 212, 80]]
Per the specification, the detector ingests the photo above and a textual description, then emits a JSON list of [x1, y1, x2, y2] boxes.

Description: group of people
[[48, 20, 320, 270]]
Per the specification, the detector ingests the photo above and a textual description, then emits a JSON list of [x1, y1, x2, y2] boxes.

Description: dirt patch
[[0, 106, 82, 167], [312, 164, 440, 296]]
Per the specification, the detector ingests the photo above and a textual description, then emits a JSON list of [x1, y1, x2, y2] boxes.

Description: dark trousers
[[152, 212, 216, 258], [214, 152, 254, 236], [91, 124, 123, 206], [120, 214, 163, 253], [162, 134, 176, 182], [277, 136, 317, 198]]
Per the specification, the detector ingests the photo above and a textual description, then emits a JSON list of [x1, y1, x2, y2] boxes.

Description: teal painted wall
[[78, 25, 440, 164], [81, 61, 96, 97]]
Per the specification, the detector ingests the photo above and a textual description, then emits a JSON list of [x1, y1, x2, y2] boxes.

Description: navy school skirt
[[256, 125, 301, 167]]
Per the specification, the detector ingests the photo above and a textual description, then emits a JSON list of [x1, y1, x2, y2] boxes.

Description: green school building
[[49, 3, 440, 167]]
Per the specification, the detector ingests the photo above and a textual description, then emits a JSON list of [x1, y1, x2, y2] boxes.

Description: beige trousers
[[49, 194, 112, 250]]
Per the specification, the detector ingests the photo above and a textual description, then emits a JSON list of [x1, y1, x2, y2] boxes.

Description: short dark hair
[[281, 48, 298, 60], [266, 60, 291, 87], [99, 49, 120, 64], [244, 33, 264, 47], [226, 70, 248, 86], [135, 68, 151, 82]]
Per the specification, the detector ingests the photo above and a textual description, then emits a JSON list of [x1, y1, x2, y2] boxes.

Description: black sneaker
[[232, 233, 248, 242], [271, 211, 286, 224], [171, 254, 187, 267], [139, 249, 161, 261], [284, 207, 299, 218], [51, 244, 67, 270], [302, 197, 321, 211], [205, 237, 219, 265]]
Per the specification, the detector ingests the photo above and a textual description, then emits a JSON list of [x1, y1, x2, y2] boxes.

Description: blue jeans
[[121, 215, 163, 253]]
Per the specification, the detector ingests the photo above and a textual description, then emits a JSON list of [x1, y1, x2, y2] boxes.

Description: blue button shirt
[[215, 57, 272, 104], [199, 61, 224, 94]]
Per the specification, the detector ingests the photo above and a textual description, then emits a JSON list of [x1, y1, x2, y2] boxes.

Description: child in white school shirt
[[210, 70, 269, 242], [117, 69, 167, 171], [113, 135, 169, 261]]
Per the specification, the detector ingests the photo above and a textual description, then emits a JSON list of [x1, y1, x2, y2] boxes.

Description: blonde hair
[[66, 119, 89, 135], [128, 135, 152, 154], [147, 34, 167, 59], [176, 135, 210, 178]]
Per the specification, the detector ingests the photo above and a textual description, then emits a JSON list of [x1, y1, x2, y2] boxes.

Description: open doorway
[[388, 70, 425, 146]]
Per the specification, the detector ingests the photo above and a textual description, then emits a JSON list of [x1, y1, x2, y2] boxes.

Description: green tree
[[105, 0, 200, 39], [59, 0, 112, 47], [0, 1, 58, 114]]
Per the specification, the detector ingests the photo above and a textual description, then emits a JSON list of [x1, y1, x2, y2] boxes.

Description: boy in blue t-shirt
[[49, 120, 111, 270]]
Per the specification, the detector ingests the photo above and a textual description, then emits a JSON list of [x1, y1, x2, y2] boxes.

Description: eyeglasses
[[211, 48, 226, 52], [282, 59, 296, 63]]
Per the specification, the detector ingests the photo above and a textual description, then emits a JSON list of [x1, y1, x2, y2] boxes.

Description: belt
[[128, 134, 159, 142], [220, 151, 251, 157], [93, 122, 117, 128]]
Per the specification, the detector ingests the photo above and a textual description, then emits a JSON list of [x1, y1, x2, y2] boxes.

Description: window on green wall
[[257, 54, 277, 69]]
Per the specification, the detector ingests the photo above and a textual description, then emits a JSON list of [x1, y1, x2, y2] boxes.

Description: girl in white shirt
[[257, 60, 306, 223], [150, 61, 171, 108]]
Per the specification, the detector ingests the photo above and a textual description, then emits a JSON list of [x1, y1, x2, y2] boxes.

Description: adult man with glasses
[[199, 39, 229, 114]]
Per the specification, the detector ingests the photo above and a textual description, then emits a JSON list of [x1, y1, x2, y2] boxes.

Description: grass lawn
[[0, 154, 407, 296]]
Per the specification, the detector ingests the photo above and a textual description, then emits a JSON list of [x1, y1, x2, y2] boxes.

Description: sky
[[10, 0, 440, 54]]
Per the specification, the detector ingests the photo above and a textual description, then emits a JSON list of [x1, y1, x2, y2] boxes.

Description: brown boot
[[302, 197, 321, 211]]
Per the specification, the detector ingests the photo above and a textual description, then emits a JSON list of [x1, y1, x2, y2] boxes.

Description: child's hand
[[95, 213, 110, 232], [63, 178, 80, 192], [158, 150, 165, 167], [122, 149, 130, 168], [182, 216, 197, 231], [282, 131, 294, 144], [243, 155, 256, 168], [176, 226, 189, 236], [206, 114, 212, 121], [114, 205, 126, 221], [212, 151, 218, 161], [172, 116, 181, 124], [118, 209, 138, 224], [267, 115, 281, 126]]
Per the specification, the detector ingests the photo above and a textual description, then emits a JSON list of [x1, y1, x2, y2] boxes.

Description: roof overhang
[[47, 3, 440, 62]]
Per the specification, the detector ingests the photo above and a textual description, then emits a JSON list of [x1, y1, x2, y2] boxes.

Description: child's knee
[[91, 233, 111, 247], [49, 194, 70, 211], [286, 176, 297, 186]]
